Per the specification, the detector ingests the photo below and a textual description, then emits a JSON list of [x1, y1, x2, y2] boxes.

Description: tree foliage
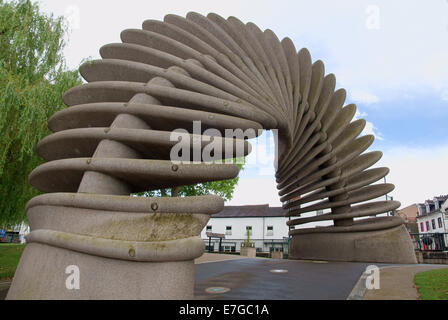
[[0, 0, 81, 226], [137, 161, 244, 202]]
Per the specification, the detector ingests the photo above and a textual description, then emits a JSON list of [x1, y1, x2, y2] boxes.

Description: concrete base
[[7, 243, 195, 300], [240, 247, 256, 258], [271, 251, 284, 259], [289, 225, 417, 264]]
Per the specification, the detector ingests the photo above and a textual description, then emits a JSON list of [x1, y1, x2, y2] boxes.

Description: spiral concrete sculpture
[[8, 12, 416, 300]]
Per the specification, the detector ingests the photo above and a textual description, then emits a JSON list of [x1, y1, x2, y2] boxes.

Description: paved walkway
[[362, 265, 448, 300]]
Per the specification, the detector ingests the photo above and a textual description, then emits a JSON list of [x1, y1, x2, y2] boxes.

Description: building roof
[[422, 195, 448, 204], [211, 204, 287, 218], [417, 209, 442, 217]]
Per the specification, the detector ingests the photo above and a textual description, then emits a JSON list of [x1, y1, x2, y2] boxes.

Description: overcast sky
[[37, 0, 448, 208]]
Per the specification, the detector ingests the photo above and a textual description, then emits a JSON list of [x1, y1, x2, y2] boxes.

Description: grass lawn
[[0, 244, 25, 281], [414, 268, 448, 300]]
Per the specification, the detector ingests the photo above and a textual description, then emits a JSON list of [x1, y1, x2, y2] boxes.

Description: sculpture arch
[[7, 12, 416, 300]]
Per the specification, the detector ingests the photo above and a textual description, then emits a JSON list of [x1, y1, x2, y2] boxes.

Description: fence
[[411, 233, 448, 252], [203, 238, 290, 258]]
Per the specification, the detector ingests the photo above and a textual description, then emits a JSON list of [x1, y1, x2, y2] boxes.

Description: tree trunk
[[171, 186, 182, 197]]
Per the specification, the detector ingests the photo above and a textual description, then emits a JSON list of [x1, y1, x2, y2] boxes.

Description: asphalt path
[[195, 258, 386, 300]]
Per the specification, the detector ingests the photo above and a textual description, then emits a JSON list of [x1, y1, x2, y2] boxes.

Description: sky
[[37, 0, 448, 209]]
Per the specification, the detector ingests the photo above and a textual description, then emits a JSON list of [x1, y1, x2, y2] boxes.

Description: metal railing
[[411, 233, 448, 252], [203, 238, 290, 257]]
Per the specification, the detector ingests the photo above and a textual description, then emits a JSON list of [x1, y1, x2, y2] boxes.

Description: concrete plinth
[[7, 194, 219, 300], [271, 251, 284, 259], [240, 247, 257, 258], [7, 241, 198, 300], [289, 224, 417, 264]]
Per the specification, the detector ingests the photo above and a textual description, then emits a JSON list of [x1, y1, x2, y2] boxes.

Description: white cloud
[[226, 177, 281, 207], [363, 121, 384, 141], [441, 89, 448, 102], [354, 110, 368, 118], [350, 89, 380, 104], [422, 53, 448, 90], [353, 110, 384, 140], [377, 145, 448, 208], [244, 131, 277, 176]]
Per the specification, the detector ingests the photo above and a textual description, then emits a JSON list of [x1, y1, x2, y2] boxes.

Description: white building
[[200, 204, 293, 254], [416, 195, 448, 250]]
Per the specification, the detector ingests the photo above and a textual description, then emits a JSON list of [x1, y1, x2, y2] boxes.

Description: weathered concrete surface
[[290, 224, 417, 264], [7, 242, 196, 300], [363, 265, 448, 300]]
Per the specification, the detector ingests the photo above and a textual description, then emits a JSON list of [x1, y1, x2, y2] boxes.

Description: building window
[[432, 219, 436, 230], [225, 226, 232, 235], [206, 225, 212, 232], [223, 245, 236, 253], [438, 217, 443, 228], [426, 221, 430, 231], [420, 222, 424, 232], [246, 226, 252, 236], [266, 226, 274, 236]]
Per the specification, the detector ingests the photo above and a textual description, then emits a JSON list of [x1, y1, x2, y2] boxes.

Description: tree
[[0, 0, 81, 226], [244, 228, 251, 248]]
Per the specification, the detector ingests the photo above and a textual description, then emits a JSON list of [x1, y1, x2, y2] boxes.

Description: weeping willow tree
[[0, 0, 81, 226]]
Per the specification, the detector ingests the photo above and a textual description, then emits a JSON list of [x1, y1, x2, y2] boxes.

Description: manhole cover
[[205, 287, 231, 294], [270, 269, 288, 273]]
